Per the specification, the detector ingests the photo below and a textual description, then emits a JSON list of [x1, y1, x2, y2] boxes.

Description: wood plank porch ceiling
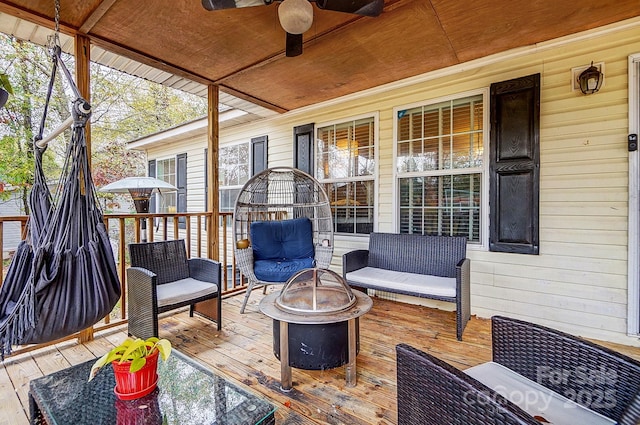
[[1, 0, 639, 114]]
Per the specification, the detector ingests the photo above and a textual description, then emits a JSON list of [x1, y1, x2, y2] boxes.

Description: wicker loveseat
[[343, 232, 470, 340], [396, 316, 640, 425], [127, 240, 222, 339]]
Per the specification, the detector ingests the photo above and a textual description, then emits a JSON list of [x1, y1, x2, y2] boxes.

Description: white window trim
[[391, 88, 490, 251], [218, 138, 252, 212], [627, 53, 640, 336], [154, 155, 177, 214], [315, 111, 380, 239], [219, 138, 251, 187]]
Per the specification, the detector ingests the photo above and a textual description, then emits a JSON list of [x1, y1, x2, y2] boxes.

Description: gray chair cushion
[[346, 267, 456, 298], [156, 277, 219, 308]]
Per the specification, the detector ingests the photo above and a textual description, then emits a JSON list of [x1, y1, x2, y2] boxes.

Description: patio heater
[[100, 177, 178, 242]]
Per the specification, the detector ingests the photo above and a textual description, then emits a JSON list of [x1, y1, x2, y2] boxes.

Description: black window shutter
[[489, 73, 540, 254], [293, 123, 314, 175], [251, 135, 268, 175], [177, 153, 187, 229], [148, 159, 156, 213]]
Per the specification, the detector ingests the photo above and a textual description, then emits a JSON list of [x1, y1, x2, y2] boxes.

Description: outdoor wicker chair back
[[396, 343, 540, 425], [127, 240, 222, 338], [232, 167, 334, 313]]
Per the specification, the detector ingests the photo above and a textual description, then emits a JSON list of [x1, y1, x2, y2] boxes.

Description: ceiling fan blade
[[202, 0, 273, 11], [285, 32, 303, 57], [315, 0, 384, 17]]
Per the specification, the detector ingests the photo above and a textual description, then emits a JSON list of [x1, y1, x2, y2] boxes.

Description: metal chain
[[54, 0, 60, 37], [47, 0, 61, 53]]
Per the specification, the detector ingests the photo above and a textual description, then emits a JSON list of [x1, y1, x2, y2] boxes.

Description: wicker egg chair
[[233, 167, 334, 313]]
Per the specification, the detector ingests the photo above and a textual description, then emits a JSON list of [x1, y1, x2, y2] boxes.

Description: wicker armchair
[[127, 240, 222, 339], [396, 316, 640, 425], [397, 343, 539, 425], [491, 315, 640, 424], [233, 167, 334, 313]]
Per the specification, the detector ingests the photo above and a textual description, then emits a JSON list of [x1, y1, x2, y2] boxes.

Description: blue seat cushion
[[250, 217, 315, 282], [250, 218, 314, 261], [254, 258, 315, 282]]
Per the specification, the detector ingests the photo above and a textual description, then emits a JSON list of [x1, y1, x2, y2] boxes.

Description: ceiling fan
[[201, 0, 384, 57]]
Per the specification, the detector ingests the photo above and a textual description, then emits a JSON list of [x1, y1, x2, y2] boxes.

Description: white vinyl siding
[[146, 137, 207, 252], [143, 20, 640, 346]]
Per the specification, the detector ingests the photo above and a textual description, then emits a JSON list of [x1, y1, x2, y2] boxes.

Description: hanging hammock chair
[[233, 167, 334, 313], [0, 45, 121, 357]]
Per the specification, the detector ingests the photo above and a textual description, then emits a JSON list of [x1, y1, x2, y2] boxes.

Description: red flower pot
[[112, 349, 159, 400]]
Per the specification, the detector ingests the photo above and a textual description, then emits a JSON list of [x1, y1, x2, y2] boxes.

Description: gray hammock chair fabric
[[0, 46, 121, 356]]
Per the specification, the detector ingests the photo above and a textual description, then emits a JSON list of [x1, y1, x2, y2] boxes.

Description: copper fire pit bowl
[[275, 268, 357, 315]]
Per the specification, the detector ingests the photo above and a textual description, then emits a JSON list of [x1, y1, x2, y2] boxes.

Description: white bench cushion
[[465, 362, 615, 425], [345, 267, 456, 298], [157, 277, 218, 308]]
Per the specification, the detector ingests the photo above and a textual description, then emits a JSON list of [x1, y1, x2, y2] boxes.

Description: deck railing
[[0, 211, 244, 354]]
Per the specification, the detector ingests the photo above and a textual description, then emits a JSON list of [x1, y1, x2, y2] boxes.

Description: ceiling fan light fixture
[[278, 0, 313, 34]]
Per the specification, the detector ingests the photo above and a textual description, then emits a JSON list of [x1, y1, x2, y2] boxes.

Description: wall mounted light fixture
[[577, 62, 604, 94]]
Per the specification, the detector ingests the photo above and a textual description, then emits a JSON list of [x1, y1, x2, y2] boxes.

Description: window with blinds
[[156, 157, 177, 213], [219, 142, 250, 212], [316, 116, 376, 235], [396, 94, 484, 242]]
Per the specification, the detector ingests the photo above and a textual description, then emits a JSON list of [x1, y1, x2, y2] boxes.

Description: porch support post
[[75, 33, 95, 344], [193, 85, 221, 321], [207, 84, 220, 261]]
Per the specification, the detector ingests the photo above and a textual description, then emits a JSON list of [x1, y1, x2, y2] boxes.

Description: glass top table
[[29, 350, 276, 425]]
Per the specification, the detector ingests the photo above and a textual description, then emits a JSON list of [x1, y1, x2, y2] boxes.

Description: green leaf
[[88, 352, 110, 381], [105, 351, 124, 364], [129, 357, 147, 373], [0, 73, 13, 95], [155, 339, 172, 361], [120, 339, 147, 362]]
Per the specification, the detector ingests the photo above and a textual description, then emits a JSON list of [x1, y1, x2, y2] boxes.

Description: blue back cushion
[[251, 218, 314, 261]]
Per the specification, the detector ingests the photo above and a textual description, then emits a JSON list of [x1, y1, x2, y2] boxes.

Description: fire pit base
[[272, 319, 360, 370], [259, 268, 372, 390]]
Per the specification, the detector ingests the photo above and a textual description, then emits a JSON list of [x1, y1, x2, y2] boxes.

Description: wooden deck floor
[[2, 290, 640, 425]]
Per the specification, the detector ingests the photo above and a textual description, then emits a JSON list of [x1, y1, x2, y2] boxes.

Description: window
[[219, 142, 250, 212], [316, 116, 376, 235], [396, 94, 484, 243], [156, 157, 177, 213]]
